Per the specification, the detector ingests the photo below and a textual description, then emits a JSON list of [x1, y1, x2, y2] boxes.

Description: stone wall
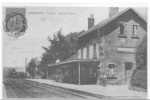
[[75, 19, 146, 85]]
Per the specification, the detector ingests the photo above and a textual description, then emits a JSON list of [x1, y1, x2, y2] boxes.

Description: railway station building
[[47, 8, 147, 85]]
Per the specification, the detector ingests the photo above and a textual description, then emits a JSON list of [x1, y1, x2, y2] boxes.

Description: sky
[[3, 7, 147, 68]]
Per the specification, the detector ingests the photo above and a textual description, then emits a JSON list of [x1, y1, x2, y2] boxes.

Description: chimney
[[88, 14, 94, 29], [109, 7, 119, 17]]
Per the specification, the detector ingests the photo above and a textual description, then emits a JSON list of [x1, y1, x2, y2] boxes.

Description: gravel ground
[[3, 79, 105, 99]]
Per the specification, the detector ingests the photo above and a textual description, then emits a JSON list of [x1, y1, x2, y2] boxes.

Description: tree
[[131, 36, 147, 89], [26, 58, 38, 78], [39, 29, 79, 75], [136, 36, 147, 70], [7, 68, 17, 78]]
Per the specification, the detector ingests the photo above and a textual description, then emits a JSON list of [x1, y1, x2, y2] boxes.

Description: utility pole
[[25, 57, 28, 75]]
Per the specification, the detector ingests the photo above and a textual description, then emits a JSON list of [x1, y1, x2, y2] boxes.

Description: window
[[86, 46, 89, 58], [93, 43, 97, 59], [78, 50, 81, 59], [99, 45, 104, 57], [83, 48, 87, 59], [81, 48, 83, 59], [120, 23, 124, 35], [108, 63, 117, 77], [118, 22, 127, 38], [132, 24, 138, 35], [108, 64, 116, 69], [125, 62, 133, 70], [131, 24, 139, 39]]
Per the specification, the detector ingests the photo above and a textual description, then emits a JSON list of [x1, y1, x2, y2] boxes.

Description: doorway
[[124, 62, 133, 83]]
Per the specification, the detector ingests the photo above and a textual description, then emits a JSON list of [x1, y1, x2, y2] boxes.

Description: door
[[124, 62, 133, 83]]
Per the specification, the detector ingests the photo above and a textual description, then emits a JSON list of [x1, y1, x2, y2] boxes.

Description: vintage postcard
[[2, 5, 147, 99]]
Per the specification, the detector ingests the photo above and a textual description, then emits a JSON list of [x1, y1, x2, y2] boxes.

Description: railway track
[[23, 80, 86, 98], [26, 81, 86, 98], [26, 80, 105, 99], [4, 79, 104, 99], [4, 79, 37, 98]]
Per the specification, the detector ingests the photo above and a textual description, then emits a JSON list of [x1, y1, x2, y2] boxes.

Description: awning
[[48, 59, 100, 68]]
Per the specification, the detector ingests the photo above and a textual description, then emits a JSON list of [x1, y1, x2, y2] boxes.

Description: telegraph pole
[[25, 57, 27, 74]]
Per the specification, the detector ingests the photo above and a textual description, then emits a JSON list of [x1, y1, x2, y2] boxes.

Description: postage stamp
[[3, 8, 27, 38]]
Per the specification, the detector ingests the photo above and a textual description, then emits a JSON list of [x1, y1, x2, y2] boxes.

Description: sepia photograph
[[2, 6, 147, 99]]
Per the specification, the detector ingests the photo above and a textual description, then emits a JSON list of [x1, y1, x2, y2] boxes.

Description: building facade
[[75, 8, 147, 85]]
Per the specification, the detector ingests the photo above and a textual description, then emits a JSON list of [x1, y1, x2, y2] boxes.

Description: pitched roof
[[78, 8, 146, 38]]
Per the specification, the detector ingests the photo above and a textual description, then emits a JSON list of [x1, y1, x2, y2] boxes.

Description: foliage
[[5, 68, 16, 78], [26, 58, 38, 78], [3, 68, 27, 79], [131, 70, 147, 89], [39, 29, 79, 75], [131, 36, 147, 89], [136, 36, 147, 70]]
